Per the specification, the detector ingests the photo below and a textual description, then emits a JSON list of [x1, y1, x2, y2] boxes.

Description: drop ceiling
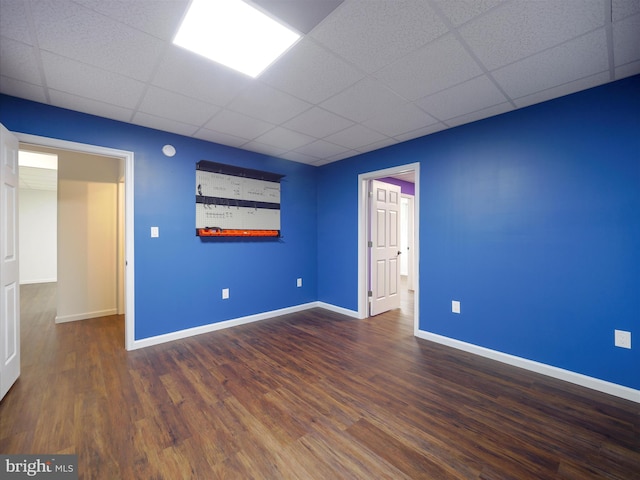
[[1, 0, 638, 167]]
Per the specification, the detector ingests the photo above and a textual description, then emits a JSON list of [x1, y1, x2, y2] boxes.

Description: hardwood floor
[[1, 283, 638, 479]]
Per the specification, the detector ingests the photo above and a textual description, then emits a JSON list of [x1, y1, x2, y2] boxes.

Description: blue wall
[[0, 95, 318, 340], [2, 75, 638, 390], [317, 75, 640, 390]]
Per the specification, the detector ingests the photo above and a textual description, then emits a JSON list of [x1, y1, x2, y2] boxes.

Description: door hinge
[[367, 241, 373, 248], [367, 290, 373, 297]]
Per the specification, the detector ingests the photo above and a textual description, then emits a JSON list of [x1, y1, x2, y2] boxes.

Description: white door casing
[[403, 194, 415, 291], [370, 179, 401, 316], [0, 123, 20, 401]]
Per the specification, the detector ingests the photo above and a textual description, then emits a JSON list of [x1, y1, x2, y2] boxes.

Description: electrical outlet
[[150, 226, 159, 238], [222, 288, 229, 300], [614, 330, 631, 349], [297, 278, 302, 287], [452, 300, 461, 314]]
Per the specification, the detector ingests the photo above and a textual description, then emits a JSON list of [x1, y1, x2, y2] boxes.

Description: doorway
[[20, 144, 123, 323], [14, 133, 135, 350], [358, 162, 419, 334]]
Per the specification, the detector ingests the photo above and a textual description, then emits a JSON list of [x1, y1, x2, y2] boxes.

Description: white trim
[[14, 133, 135, 350], [130, 302, 319, 350], [358, 163, 420, 325], [315, 301, 360, 318], [20, 278, 57, 285], [416, 329, 640, 403], [55, 308, 118, 323]]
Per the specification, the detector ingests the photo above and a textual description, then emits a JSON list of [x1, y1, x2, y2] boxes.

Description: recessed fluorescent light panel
[[173, 0, 301, 78]]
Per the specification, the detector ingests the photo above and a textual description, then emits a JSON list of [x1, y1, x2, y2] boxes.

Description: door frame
[[401, 193, 415, 291], [358, 162, 419, 334], [14, 133, 135, 350]]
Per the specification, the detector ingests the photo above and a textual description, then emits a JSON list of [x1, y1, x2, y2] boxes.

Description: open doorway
[[20, 144, 124, 323], [358, 162, 419, 334], [15, 133, 135, 350]]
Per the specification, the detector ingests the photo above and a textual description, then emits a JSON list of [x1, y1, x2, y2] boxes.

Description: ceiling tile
[[0, 36, 42, 85], [311, 0, 449, 73], [132, 112, 199, 137], [0, 0, 33, 44], [252, 0, 344, 34], [375, 33, 483, 101], [293, 139, 351, 159], [492, 29, 609, 100], [153, 48, 252, 107], [393, 122, 449, 142], [356, 136, 398, 153], [613, 14, 640, 66], [320, 77, 406, 122], [138, 86, 220, 127], [227, 83, 312, 124], [260, 39, 364, 104], [204, 109, 275, 141], [73, 0, 189, 39], [363, 103, 438, 137], [445, 101, 513, 127], [48, 89, 134, 123], [459, 0, 605, 70], [615, 59, 640, 79], [324, 124, 388, 150], [431, 0, 506, 27], [193, 129, 248, 149], [253, 127, 316, 151], [282, 107, 354, 138], [513, 72, 611, 109], [0, 76, 47, 103], [30, 0, 166, 81], [612, 0, 640, 22], [323, 150, 360, 164], [19, 166, 57, 191], [41, 52, 146, 108], [416, 75, 508, 121], [278, 151, 319, 165], [242, 141, 290, 157]]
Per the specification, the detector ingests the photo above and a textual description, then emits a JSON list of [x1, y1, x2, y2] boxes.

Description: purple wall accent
[[378, 177, 415, 195]]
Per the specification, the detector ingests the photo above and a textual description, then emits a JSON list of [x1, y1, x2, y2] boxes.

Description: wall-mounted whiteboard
[[195, 161, 284, 237]]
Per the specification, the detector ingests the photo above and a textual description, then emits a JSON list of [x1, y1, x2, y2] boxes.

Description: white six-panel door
[[0, 123, 20, 401], [370, 180, 401, 316]]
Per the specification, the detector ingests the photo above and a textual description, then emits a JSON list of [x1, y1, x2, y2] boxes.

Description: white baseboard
[[130, 302, 319, 350], [416, 330, 640, 403], [55, 308, 118, 323], [315, 301, 360, 318]]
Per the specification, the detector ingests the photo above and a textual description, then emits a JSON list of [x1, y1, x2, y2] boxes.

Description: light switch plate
[[452, 300, 461, 314], [150, 226, 159, 238]]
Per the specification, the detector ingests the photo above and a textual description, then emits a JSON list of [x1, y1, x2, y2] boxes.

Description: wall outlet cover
[[222, 288, 230, 300], [297, 278, 302, 287], [614, 330, 631, 349]]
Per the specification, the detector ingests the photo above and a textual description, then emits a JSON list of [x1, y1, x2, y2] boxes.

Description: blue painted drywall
[[2, 75, 638, 390], [0, 95, 318, 340], [317, 75, 640, 390]]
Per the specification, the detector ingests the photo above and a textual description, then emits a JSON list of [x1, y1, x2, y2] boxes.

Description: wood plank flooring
[[1, 282, 638, 479]]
